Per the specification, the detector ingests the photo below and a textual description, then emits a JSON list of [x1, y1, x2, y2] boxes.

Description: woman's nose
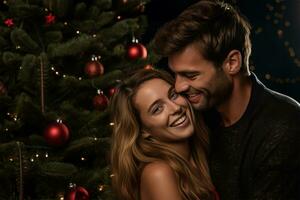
[[169, 101, 182, 115]]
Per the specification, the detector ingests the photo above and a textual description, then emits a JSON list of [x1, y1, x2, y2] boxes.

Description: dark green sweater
[[206, 74, 300, 200]]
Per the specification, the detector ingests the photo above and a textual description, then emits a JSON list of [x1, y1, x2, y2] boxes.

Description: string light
[[266, 0, 300, 67], [262, 0, 300, 84], [98, 185, 105, 191], [57, 193, 64, 200]]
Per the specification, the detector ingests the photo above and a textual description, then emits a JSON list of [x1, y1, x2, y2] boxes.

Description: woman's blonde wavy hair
[[110, 69, 215, 200]]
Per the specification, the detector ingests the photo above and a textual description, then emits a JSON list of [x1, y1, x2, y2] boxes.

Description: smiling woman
[[109, 69, 218, 200]]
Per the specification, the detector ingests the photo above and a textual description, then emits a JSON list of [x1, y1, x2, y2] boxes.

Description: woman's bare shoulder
[[140, 161, 182, 200]]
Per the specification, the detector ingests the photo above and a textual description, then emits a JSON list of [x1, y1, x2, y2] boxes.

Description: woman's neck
[[168, 140, 191, 161]]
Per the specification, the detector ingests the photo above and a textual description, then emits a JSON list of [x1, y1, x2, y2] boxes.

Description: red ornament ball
[[108, 87, 118, 97], [45, 13, 56, 25], [4, 18, 14, 27], [84, 61, 104, 78], [127, 43, 147, 60], [144, 64, 153, 70], [65, 186, 90, 200], [93, 93, 109, 110], [43, 122, 69, 146], [0, 81, 7, 95]]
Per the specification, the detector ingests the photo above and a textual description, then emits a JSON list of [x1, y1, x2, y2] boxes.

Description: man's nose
[[175, 76, 189, 93]]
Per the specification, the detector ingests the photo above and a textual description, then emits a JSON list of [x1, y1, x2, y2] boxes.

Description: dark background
[[143, 0, 300, 101]]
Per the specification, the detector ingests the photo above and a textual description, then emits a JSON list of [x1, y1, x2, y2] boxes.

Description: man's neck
[[217, 76, 252, 127]]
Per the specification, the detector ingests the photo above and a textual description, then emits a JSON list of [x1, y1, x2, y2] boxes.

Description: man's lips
[[187, 93, 202, 103]]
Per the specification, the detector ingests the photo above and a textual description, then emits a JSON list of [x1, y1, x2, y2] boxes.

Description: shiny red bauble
[[65, 186, 90, 200], [108, 87, 118, 97], [43, 122, 69, 146], [93, 93, 109, 110], [84, 61, 104, 78], [127, 43, 147, 60]]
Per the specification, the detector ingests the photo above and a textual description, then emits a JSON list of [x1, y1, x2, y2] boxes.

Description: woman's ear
[[223, 50, 242, 75]]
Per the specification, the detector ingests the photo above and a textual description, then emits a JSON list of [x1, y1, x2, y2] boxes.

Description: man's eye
[[185, 74, 197, 79]]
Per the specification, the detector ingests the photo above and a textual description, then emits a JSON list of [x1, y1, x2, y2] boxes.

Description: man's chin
[[191, 101, 209, 111]]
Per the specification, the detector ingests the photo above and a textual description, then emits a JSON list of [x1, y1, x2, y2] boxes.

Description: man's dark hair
[[153, 0, 252, 74]]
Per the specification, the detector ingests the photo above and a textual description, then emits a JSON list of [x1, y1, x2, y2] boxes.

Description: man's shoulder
[[252, 73, 300, 116], [260, 86, 300, 119]]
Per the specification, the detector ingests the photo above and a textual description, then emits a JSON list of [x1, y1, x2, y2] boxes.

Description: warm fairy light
[[30, 158, 34, 162], [109, 122, 114, 126], [284, 21, 290, 27], [98, 185, 104, 191], [265, 74, 271, 80], [45, 153, 49, 158], [9, 158, 13, 162], [63, 75, 66, 78], [92, 34, 97, 38], [35, 154, 39, 158], [16, 45, 21, 49], [78, 77, 82, 80], [58, 193, 64, 200], [55, 71, 59, 75], [64, 22, 68, 26], [288, 48, 295, 57], [81, 157, 86, 161], [76, 30, 80, 34], [110, 174, 115, 178], [117, 16, 121, 20], [263, 0, 300, 85], [5, 128, 8, 131]]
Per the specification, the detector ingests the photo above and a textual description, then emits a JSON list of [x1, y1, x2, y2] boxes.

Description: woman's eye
[[152, 105, 163, 114], [170, 91, 179, 100]]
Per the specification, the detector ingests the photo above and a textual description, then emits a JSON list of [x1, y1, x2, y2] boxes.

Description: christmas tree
[[0, 0, 154, 199]]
